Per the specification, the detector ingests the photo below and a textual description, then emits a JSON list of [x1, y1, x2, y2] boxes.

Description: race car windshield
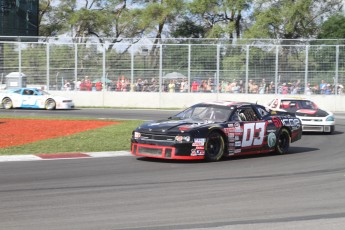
[[300, 100, 318, 110], [172, 105, 232, 122]]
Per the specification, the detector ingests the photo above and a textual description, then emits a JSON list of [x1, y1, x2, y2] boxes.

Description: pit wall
[[46, 91, 345, 112]]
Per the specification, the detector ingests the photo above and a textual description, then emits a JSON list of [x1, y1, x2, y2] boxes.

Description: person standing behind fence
[[135, 79, 143, 91], [74, 79, 81, 90], [180, 79, 188, 92], [248, 80, 258, 93], [305, 83, 312, 95], [191, 80, 199, 92], [232, 81, 240, 93], [82, 76, 92, 91], [95, 81, 103, 91], [168, 80, 175, 92], [258, 79, 266, 94], [320, 80, 327, 94], [281, 83, 289, 94], [268, 81, 275, 94], [63, 80, 71, 91], [324, 84, 332, 95]]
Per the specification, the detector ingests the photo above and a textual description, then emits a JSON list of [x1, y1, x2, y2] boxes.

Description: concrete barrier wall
[[47, 91, 345, 112]]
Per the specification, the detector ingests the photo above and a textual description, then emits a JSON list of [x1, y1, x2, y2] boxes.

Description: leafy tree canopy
[[38, 0, 344, 41], [318, 14, 345, 39], [244, 0, 342, 39]]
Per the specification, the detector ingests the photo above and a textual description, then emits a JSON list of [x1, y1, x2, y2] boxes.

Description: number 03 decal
[[242, 122, 265, 147]]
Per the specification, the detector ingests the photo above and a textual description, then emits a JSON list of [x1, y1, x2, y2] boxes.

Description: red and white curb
[[0, 151, 132, 162]]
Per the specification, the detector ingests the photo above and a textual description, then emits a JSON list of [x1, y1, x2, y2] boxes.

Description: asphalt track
[[0, 109, 345, 230]]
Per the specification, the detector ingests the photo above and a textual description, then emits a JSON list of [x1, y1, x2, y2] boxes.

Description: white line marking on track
[[0, 151, 132, 162], [0, 155, 41, 162], [86, 151, 132, 158]]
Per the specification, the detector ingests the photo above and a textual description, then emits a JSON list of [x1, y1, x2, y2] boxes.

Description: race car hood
[[136, 118, 214, 133], [295, 108, 329, 117]]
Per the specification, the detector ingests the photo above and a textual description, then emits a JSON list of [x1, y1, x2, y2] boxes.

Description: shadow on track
[[135, 146, 318, 164]]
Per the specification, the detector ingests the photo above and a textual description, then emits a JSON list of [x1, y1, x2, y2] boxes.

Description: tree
[[139, 0, 186, 41], [170, 17, 206, 38], [318, 14, 345, 39], [39, 0, 147, 45], [244, 0, 343, 39], [188, 0, 252, 39], [39, 0, 65, 37]]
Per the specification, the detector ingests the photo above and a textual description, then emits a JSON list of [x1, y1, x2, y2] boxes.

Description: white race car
[[267, 97, 335, 133], [1, 88, 74, 110]]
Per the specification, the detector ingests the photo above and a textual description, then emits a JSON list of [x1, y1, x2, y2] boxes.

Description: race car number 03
[[242, 122, 265, 147]]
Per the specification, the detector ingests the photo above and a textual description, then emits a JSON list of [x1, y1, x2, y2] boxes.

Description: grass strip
[[0, 119, 143, 155]]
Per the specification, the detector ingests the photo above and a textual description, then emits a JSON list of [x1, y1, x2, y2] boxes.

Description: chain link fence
[[0, 37, 344, 95]]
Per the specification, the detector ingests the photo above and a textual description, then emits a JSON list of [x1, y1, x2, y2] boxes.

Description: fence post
[[131, 45, 134, 87], [245, 45, 249, 94], [275, 45, 279, 94], [216, 44, 220, 94], [102, 44, 106, 90], [46, 42, 50, 90], [159, 44, 163, 93], [188, 44, 191, 93], [18, 43, 22, 74], [335, 45, 339, 95], [304, 45, 309, 95], [74, 43, 78, 91]]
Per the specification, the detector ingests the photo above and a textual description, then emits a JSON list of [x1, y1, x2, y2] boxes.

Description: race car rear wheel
[[2, 98, 13, 109], [205, 131, 225, 162], [275, 128, 290, 154], [45, 99, 56, 110]]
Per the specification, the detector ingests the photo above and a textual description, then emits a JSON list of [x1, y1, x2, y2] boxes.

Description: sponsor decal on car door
[[21, 95, 38, 107]]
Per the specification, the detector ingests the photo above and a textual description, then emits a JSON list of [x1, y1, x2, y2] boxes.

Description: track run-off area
[[1, 109, 345, 230]]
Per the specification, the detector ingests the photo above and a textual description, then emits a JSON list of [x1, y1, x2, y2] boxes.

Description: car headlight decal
[[134, 132, 141, 139], [175, 135, 191, 142]]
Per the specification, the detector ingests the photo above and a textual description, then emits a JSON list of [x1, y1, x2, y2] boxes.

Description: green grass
[[0, 117, 144, 155]]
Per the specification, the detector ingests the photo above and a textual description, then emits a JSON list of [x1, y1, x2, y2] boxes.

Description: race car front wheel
[[2, 98, 13, 109], [275, 128, 291, 154], [205, 131, 225, 162], [45, 99, 56, 110]]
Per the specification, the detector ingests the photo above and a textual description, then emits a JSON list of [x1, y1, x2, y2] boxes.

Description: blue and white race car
[[1, 88, 74, 110]]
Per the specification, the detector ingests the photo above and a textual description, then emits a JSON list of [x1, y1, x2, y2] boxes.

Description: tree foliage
[[318, 14, 345, 39], [37, 0, 344, 41], [244, 0, 342, 39], [170, 18, 207, 38], [188, 0, 252, 39]]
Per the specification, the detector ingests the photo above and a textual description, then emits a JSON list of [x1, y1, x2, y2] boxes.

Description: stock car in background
[[267, 97, 335, 133], [0, 88, 74, 110], [131, 101, 302, 161]]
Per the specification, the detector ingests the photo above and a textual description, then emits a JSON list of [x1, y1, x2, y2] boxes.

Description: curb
[[0, 151, 132, 162]]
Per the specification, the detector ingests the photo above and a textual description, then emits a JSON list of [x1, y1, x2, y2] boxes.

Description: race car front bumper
[[131, 143, 204, 160], [56, 102, 75, 109], [301, 124, 334, 132], [298, 117, 335, 133]]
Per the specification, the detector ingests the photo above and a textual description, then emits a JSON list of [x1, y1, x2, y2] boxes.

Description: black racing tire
[[2, 97, 13, 109], [45, 99, 56, 110], [275, 128, 291, 154], [204, 131, 225, 162]]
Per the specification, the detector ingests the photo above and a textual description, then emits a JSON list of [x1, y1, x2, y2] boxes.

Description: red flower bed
[[0, 118, 119, 148]]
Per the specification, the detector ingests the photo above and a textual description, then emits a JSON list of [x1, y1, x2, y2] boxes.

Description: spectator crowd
[[61, 75, 344, 95]]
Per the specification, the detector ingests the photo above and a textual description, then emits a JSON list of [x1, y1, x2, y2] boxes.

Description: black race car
[[131, 101, 302, 161]]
